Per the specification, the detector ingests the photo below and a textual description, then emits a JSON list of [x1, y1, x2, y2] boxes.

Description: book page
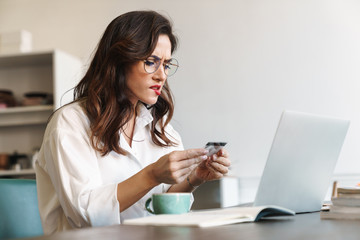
[[123, 206, 294, 227], [337, 187, 360, 194], [189, 206, 264, 217], [124, 212, 253, 227], [330, 205, 360, 214]]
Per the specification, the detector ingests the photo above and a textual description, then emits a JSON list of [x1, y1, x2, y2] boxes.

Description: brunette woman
[[35, 10, 230, 234]]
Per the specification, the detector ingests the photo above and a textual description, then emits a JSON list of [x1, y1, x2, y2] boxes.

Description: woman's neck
[[122, 102, 139, 147]]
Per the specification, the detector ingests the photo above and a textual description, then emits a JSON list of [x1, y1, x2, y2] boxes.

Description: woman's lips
[[150, 85, 161, 96]]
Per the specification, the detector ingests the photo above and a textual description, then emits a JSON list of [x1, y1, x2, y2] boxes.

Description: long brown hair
[[74, 11, 178, 156]]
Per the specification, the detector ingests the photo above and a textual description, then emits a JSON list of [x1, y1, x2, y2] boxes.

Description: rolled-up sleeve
[[44, 128, 120, 228]]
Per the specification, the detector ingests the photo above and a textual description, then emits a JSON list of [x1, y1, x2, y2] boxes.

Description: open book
[[123, 205, 295, 228]]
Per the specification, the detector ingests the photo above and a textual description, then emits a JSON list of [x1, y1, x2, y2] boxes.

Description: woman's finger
[[169, 148, 208, 161], [211, 154, 231, 167], [217, 148, 229, 158], [208, 161, 229, 175], [205, 162, 224, 178], [175, 155, 207, 170]]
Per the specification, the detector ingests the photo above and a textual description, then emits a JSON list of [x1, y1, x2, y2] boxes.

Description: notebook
[[253, 110, 350, 213], [124, 205, 295, 227]]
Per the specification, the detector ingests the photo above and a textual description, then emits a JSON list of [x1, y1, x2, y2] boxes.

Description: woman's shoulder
[[48, 101, 90, 132]]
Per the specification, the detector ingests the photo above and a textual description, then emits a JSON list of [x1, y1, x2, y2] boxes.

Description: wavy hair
[[73, 11, 178, 156]]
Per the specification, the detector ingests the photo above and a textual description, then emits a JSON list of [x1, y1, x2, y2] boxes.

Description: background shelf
[[0, 50, 81, 161], [0, 169, 36, 178], [0, 105, 54, 127]]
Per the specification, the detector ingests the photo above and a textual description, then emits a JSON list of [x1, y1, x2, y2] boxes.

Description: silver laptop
[[253, 110, 350, 213]]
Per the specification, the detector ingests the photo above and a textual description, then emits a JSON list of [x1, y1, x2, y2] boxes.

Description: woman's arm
[[116, 165, 158, 212], [117, 148, 208, 212]]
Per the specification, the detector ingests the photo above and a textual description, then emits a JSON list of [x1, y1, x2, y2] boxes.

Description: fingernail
[[201, 155, 207, 160]]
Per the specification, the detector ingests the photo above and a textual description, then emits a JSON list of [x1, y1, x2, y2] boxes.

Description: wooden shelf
[[0, 105, 54, 127], [0, 51, 53, 69], [0, 169, 35, 177], [0, 105, 53, 114]]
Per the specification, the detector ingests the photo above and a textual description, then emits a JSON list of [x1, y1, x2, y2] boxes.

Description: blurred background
[[1, 0, 359, 204]]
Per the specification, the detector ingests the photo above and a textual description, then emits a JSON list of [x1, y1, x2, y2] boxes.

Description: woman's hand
[[148, 148, 208, 185], [191, 148, 231, 185]]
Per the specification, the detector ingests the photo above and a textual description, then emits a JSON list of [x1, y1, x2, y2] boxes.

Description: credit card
[[204, 142, 227, 156]]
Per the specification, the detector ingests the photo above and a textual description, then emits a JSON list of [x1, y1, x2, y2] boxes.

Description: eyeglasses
[[143, 55, 179, 77]]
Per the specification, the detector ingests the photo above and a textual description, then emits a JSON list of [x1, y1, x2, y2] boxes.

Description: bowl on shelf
[[0, 89, 17, 108], [22, 92, 53, 106]]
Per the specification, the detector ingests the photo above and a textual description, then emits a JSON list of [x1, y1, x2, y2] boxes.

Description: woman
[[35, 10, 230, 234]]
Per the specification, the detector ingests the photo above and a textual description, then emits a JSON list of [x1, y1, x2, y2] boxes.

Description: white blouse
[[35, 102, 184, 234]]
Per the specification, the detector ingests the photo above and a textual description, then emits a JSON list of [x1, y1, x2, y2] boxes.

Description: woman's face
[[126, 34, 172, 106]]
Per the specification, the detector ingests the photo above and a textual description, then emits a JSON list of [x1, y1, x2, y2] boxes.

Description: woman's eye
[[145, 60, 156, 66], [164, 64, 171, 70]]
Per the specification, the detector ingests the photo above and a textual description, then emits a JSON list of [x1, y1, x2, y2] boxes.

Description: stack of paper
[[321, 186, 360, 220]]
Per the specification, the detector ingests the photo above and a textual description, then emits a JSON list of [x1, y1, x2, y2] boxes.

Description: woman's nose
[[154, 64, 167, 81]]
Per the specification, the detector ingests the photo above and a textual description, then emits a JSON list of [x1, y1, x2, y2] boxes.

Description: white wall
[[1, 0, 360, 178]]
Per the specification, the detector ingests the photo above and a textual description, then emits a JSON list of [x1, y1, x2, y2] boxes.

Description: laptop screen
[[253, 110, 350, 213]]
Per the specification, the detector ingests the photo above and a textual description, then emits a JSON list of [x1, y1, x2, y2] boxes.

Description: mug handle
[[145, 198, 155, 214]]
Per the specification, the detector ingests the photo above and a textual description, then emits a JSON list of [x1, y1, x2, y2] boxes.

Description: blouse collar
[[135, 103, 153, 129]]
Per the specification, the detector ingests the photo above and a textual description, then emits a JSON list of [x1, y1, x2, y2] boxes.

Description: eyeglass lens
[[144, 57, 179, 76]]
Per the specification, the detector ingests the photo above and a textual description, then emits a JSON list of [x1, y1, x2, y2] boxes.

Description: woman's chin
[[142, 96, 159, 106]]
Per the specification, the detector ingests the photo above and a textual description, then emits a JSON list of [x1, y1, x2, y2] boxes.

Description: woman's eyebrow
[[150, 55, 161, 60], [150, 55, 172, 62]]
